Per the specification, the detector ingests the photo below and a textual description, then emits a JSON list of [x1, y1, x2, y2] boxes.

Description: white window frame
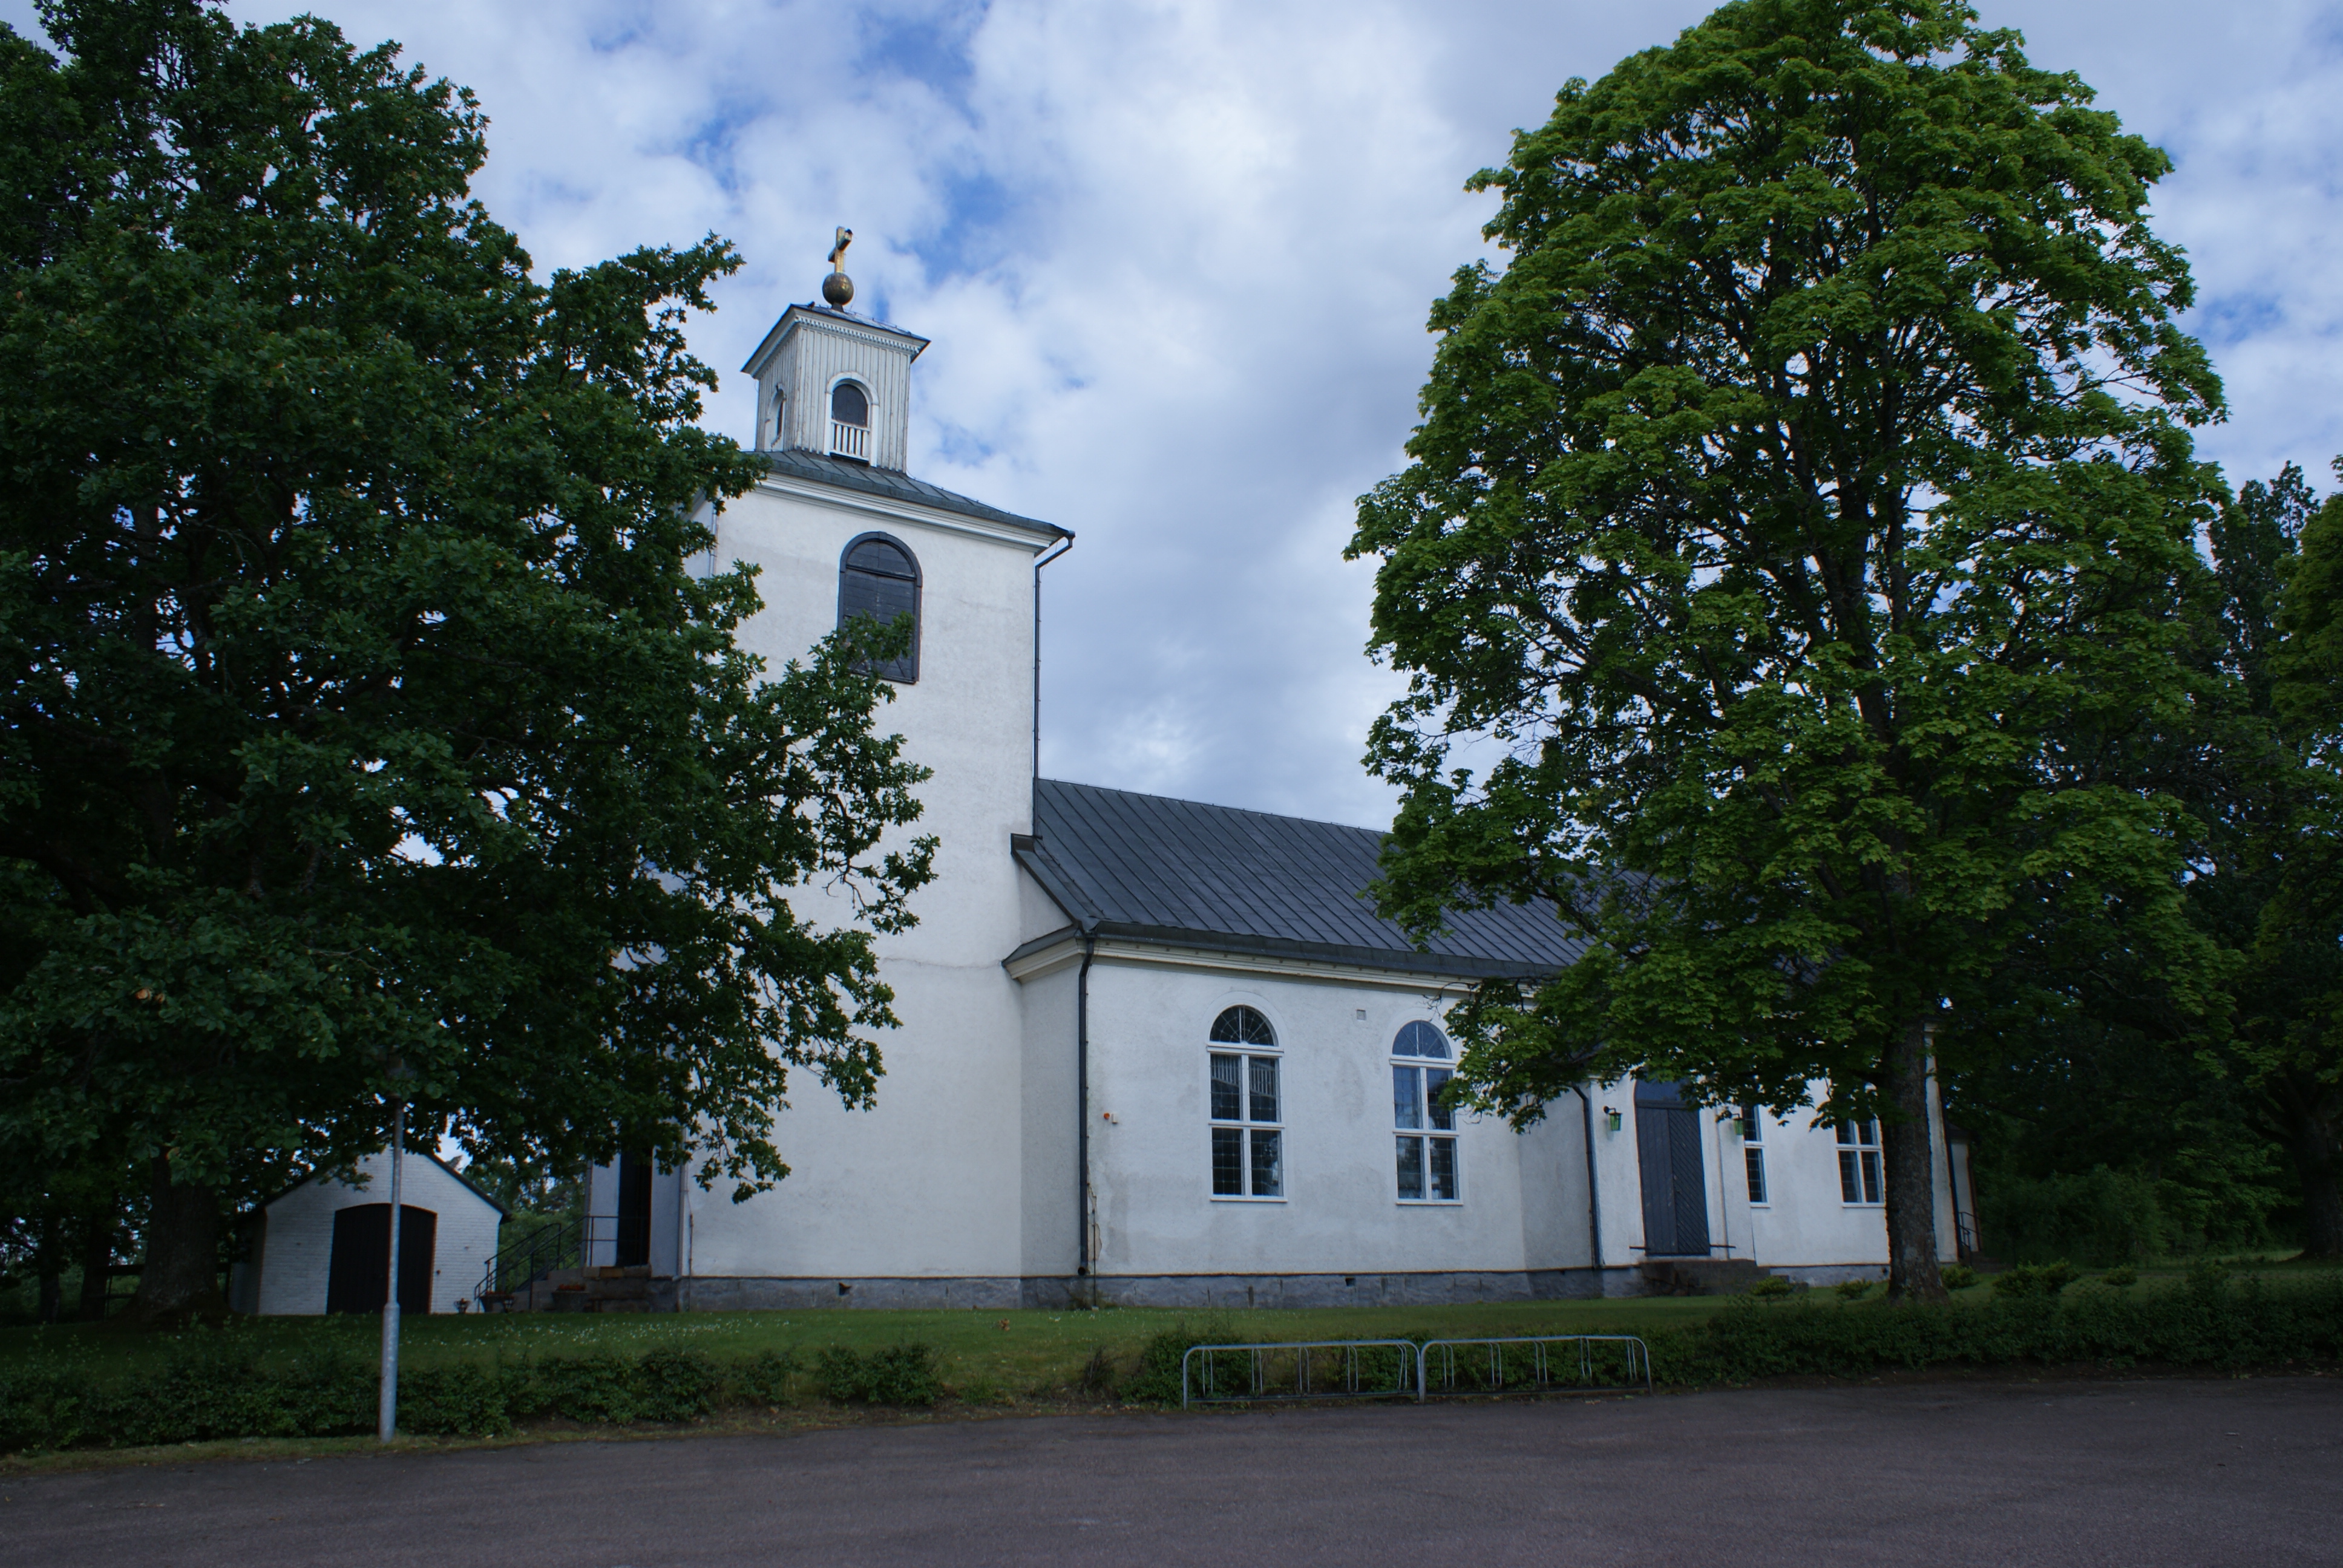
[[1837, 1118, 1883, 1206], [828, 376, 872, 461], [1392, 1022, 1461, 1204], [1741, 1103, 1769, 1206], [1208, 1007, 1284, 1202]]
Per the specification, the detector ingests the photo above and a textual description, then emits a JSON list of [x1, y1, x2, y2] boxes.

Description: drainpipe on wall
[[1075, 933, 1096, 1292], [1570, 1085, 1604, 1293], [1033, 537, 1072, 782]]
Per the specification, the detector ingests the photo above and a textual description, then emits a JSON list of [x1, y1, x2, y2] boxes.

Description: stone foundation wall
[[672, 1267, 1647, 1312]]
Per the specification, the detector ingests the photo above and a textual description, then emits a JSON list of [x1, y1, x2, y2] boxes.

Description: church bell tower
[[739, 227, 928, 471]]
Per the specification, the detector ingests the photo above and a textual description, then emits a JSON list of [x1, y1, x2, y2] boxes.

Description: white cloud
[[10, 0, 2341, 829]]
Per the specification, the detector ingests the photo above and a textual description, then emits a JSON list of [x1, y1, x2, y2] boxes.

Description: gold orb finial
[[822, 226, 854, 307]]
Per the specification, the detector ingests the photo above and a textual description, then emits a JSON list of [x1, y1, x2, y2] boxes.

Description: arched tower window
[[829, 380, 871, 461], [837, 533, 920, 684]]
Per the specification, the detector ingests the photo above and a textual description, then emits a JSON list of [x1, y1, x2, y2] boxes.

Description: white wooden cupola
[[741, 302, 928, 472]]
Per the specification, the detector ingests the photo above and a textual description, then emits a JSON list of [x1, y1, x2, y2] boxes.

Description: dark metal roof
[[755, 448, 1069, 541], [1013, 779, 1588, 981]]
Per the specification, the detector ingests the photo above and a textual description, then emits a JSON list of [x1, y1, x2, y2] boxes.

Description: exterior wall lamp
[[1603, 1107, 1622, 1133]]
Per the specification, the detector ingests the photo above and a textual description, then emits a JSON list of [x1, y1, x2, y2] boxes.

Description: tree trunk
[[2284, 1096, 2343, 1260], [77, 1210, 115, 1322], [1881, 1019, 1947, 1303], [132, 1159, 226, 1327]]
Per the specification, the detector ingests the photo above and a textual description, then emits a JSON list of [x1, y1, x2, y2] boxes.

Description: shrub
[[1747, 1276, 1794, 1298], [1124, 1315, 1241, 1405], [727, 1347, 799, 1408], [1991, 1261, 2079, 1298], [1835, 1279, 1875, 1301], [2103, 1266, 2139, 1288], [1078, 1345, 1121, 1396], [813, 1342, 939, 1406], [1939, 1264, 1978, 1291], [1978, 1166, 2167, 1266]]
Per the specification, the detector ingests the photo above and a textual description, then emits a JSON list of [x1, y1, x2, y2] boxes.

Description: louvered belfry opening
[[829, 379, 871, 462], [837, 534, 920, 682]]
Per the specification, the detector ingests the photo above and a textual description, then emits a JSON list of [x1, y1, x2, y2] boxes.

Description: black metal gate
[[1634, 1083, 1709, 1258]]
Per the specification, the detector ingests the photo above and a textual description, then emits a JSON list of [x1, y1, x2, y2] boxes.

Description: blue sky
[[11, 0, 2343, 829]]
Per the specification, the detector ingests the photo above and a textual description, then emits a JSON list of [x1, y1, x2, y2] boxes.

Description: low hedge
[[0, 1341, 804, 1455], [1120, 1266, 2343, 1405], [1667, 1263, 2343, 1384]]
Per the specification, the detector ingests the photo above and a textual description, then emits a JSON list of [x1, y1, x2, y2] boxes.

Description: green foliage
[[1990, 1261, 2079, 1298], [0, 0, 936, 1310], [1124, 1315, 1240, 1405], [1939, 1264, 1978, 1291], [811, 1342, 939, 1406], [2103, 1266, 2139, 1288], [1655, 1269, 2343, 1382], [1346, 0, 2229, 1298], [1078, 1345, 1121, 1396], [1746, 1275, 1794, 1298], [1834, 1280, 1875, 1301], [0, 1335, 804, 1453], [1978, 1165, 2195, 1266]]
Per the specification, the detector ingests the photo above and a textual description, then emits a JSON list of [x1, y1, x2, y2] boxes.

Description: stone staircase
[[1640, 1258, 1771, 1296], [500, 1264, 662, 1313]]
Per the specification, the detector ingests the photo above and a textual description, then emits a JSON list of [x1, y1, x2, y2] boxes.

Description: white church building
[[580, 267, 1973, 1310]]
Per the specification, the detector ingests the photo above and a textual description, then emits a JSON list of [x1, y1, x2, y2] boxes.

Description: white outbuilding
[[230, 1151, 506, 1317]]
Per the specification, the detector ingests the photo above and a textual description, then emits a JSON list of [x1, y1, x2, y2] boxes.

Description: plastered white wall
[[682, 463, 1054, 1283], [251, 1152, 502, 1316], [1080, 956, 1564, 1278]]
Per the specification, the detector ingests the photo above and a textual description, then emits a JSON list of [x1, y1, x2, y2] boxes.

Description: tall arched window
[[1208, 1005, 1282, 1198], [829, 380, 871, 460], [837, 534, 920, 683], [1392, 1021, 1459, 1201]]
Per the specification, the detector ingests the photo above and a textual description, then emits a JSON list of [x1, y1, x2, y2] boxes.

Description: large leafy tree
[[0, 0, 934, 1320], [2236, 465, 2343, 1255], [1349, 0, 2226, 1298]]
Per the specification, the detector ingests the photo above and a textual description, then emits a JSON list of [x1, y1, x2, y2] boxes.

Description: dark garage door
[[325, 1204, 436, 1315]]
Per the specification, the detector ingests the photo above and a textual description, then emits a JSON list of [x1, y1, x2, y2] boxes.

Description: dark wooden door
[[1634, 1085, 1711, 1258], [615, 1152, 652, 1268], [325, 1204, 437, 1315]]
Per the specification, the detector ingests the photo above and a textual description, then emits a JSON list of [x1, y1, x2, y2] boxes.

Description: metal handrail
[[1181, 1340, 1424, 1408], [1418, 1334, 1653, 1397], [473, 1213, 619, 1307]]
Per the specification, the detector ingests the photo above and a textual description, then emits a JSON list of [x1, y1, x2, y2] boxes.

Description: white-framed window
[[1209, 1005, 1282, 1199], [1837, 1118, 1883, 1205], [1742, 1103, 1768, 1206], [829, 378, 872, 460], [1392, 1021, 1460, 1202]]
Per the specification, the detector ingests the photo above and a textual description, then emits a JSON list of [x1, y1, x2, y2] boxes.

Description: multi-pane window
[[837, 535, 920, 683], [1209, 1006, 1282, 1198], [1392, 1021, 1460, 1202], [1837, 1118, 1883, 1204], [1742, 1103, 1768, 1205]]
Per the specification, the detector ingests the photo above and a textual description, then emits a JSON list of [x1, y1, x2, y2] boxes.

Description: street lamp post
[[378, 1093, 405, 1443]]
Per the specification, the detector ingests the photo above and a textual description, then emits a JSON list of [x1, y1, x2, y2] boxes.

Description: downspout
[[1033, 537, 1072, 782], [1571, 1085, 1604, 1293], [1075, 933, 1096, 1285]]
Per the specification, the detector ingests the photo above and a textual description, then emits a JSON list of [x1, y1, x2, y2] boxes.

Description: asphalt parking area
[[4, 1377, 2338, 1567]]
